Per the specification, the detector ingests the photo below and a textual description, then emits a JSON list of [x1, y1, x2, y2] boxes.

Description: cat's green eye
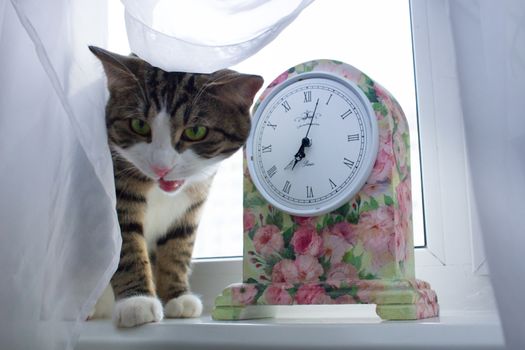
[[183, 126, 208, 141], [130, 118, 151, 136]]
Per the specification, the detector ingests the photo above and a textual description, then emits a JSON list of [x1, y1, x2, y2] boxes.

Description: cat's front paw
[[164, 294, 203, 318], [113, 296, 163, 328]]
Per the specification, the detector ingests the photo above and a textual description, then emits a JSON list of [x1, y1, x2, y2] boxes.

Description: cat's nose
[[152, 166, 171, 178]]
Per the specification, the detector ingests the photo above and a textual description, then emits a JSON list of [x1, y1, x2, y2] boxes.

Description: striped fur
[[90, 46, 263, 326]]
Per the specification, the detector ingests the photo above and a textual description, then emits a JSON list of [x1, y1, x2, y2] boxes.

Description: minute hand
[[304, 98, 320, 141]]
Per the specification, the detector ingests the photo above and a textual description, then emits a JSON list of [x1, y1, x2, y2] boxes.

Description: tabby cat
[[88, 46, 263, 327]]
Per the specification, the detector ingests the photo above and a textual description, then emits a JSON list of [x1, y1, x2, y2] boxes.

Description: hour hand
[[292, 144, 307, 170], [284, 148, 304, 171], [285, 137, 311, 170]]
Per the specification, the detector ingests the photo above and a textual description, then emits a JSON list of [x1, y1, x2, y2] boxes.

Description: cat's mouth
[[158, 178, 185, 193]]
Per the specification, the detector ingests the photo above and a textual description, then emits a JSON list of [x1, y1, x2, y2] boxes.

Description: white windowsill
[[76, 309, 504, 350]]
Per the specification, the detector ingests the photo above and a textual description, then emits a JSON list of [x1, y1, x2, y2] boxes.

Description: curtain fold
[[447, 0, 525, 348], [122, 0, 314, 73], [0, 0, 120, 349]]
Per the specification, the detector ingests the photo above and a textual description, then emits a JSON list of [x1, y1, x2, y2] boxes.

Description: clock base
[[212, 279, 438, 321]]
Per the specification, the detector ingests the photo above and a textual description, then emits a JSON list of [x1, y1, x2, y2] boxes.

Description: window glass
[[107, 0, 425, 259]]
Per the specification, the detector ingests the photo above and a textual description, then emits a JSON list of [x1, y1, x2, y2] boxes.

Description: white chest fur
[[143, 185, 193, 250]]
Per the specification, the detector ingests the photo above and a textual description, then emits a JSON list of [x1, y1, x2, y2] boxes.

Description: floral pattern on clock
[[213, 60, 439, 321]]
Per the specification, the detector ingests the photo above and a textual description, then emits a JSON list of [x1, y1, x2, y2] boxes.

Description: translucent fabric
[[447, 0, 525, 348], [0, 0, 120, 349], [122, 0, 314, 73], [0, 0, 312, 349]]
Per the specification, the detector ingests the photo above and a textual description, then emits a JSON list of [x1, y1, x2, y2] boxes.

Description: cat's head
[[90, 46, 263, 194]]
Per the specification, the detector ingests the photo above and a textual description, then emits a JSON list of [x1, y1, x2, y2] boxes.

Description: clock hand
[[288, 99, 318, 171], [304, 98, 319, 141], [290, 99, 319, 170], [292, 144, 305, 170]]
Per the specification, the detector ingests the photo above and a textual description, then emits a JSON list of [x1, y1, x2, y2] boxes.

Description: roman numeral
[[267, 122, 277, 130], [267, 165, 277, 178], [347, 134, 359, 142], [329, 178, 337, 190], [262, 144, 272, 153], [343, 157, 355, 168], [340, 109, 352, 119], [326, 94, 333, 105], [281, 100, 291, 112], [283, 180, 291, 194], [303, 91, 312, 103], [306, 186, 314, 198]]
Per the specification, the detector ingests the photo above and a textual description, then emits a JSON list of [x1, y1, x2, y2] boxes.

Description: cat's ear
[[89, 46, 145, 90], [209, 70, 264, 107]]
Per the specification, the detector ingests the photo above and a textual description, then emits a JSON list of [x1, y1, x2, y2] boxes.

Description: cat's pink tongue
[[158, 179, 184, 193]]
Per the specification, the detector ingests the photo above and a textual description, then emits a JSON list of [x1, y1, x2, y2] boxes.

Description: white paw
[[164, 294, 203, 318], [113, 296, 163, 328]]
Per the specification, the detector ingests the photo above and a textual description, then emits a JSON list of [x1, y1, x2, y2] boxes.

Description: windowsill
[[76, 309, 504, 350]]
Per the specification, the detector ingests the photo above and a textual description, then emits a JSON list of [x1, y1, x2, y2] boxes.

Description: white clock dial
[[247, 72, 378, 216]]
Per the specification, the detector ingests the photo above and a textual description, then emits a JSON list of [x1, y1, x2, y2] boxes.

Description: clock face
[[247, 72, 379, 216]]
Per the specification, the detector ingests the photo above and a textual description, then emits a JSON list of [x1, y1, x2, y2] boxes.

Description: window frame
[[410, 0, 486, 272]]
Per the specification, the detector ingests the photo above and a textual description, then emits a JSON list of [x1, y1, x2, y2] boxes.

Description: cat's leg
[[112, 230, 163, 327], [111, 188, 163, 327], [155, 216, 203, 318]]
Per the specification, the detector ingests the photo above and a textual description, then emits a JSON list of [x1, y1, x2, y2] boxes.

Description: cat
[[88, 46, 263, 327]]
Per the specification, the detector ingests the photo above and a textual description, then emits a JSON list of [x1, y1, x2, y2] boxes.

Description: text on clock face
[[253, 79, 370, 207]]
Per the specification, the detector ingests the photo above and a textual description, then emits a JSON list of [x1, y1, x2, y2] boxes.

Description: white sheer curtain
[[122, 0, 313, 73], [0, 0, 119, 349], [0, 0, 312, 349], [447, 1, 525, 349]]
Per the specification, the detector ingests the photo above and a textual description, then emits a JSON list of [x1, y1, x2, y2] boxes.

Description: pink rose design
[[295, 255, 324, 283], [243, 209, 256, 232], [331, 221, 357, 246], [396, 179, 412, 224], [393, 130, 409, 177], [362, 182, 389, 198], [291, 215, 316, 228], [341, 68, 360, 82], [271, 259, 299, 283], [322, 230, 351, 263], [271, 256, 323, 284], [369, 133, 394, 184], [263, 284, 293, 305], [253, 225, 284, 258], [392, 99, 408, 133], [291, 226, 323, 256], [334, 294, 357, 304], [356, 281, 380, 303], [232, 284, 258, 305], [268, 71, 288, 88], [354, 207, 394, 240], [374, 84, 395, 110], [392, 179, 412, 262], [390, 227, 408, 263], [374, 84, 403, 125], [354, 207, 395, 272], [326, 262, 359, 287], [294, 284, 332, 305], [416, 289, 439, 319]]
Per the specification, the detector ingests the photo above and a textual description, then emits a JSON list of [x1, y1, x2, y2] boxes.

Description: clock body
[[213, 60, 438, 321]]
